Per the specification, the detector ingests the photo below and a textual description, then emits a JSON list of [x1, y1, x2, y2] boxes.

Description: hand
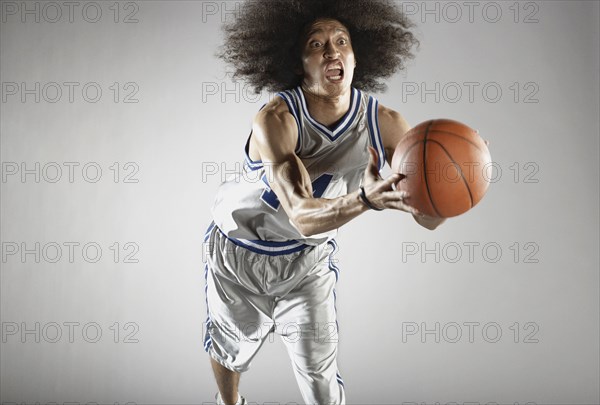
[[412, 211, 446, 230], [361, 147, 420, 214]]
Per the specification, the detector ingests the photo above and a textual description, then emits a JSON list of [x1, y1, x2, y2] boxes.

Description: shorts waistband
[[216, 227, 311, 256]]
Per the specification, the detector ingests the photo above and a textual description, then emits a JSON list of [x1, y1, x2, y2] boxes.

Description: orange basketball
[[391, 119, 492, 218]]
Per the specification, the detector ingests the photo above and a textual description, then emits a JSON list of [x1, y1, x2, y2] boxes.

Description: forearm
[[289, 190, 370, 237]]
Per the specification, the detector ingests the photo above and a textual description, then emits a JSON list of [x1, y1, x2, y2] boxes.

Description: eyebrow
[[306, 27, 349, 38]]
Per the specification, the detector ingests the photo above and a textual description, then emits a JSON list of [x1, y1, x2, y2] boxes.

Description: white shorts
[[203, 223, 346, 405]]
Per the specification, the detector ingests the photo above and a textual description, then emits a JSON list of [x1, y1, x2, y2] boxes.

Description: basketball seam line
[[399, 138, 424, 163], [427, 139, 475, 210], [423, 120, 442, 218], [405, 129, 485, 153], [424, 129, 486, 153]]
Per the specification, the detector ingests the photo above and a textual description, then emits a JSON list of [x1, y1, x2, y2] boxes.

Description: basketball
[[391, 119, 492, 218]]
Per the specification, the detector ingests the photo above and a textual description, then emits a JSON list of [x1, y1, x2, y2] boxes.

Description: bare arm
[[251, 99, 413, 237], [378, 104, 446, 231]]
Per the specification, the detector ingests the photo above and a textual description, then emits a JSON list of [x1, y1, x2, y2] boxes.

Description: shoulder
[[251, 94, 298, 152], [253, 96, 295, 129], [377, 103, 410, 134], [377, 102, 410, 151]]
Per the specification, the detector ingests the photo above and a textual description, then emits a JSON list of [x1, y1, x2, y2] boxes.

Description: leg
[[203, 225, 274, 401], [274, 241, 345, 404], [210, 357, 240, 405]]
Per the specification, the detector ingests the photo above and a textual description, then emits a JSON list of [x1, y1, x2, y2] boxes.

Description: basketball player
[[204, 1, 445, 404]]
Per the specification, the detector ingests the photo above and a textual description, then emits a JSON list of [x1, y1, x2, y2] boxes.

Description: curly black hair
[[218, 0, 419, 93]]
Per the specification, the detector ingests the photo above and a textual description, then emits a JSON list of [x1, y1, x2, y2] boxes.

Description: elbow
[[290, 215, 320, 238], [287, 197, 336, 237], [291, 218, 317, 238]]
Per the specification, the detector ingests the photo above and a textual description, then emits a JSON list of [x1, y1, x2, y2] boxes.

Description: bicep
[[378, 105, 411, 167]]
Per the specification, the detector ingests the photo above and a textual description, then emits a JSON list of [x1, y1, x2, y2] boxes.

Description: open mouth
[[325, 65, 344, 82]]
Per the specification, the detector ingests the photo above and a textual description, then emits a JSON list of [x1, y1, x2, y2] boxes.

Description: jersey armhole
[[244, 131, 264, 171]]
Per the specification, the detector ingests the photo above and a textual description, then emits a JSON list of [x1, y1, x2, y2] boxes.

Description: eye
[[310, 40, 323, 48], [338, 38, 348, 45]]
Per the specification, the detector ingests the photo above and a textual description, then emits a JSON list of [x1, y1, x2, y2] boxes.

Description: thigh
[[204, 225, 275, 373], [273, 240, 340, 370], [273, 240, 345, 404]]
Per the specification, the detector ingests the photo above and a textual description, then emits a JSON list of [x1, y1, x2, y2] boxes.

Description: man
[[204, 1, 444, 403]]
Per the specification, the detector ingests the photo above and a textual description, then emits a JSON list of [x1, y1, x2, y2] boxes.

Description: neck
[[300, 83, 352, 127]]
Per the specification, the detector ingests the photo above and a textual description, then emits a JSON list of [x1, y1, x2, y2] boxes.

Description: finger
[[386, 200, 421, 215], [379, 190, 420, 212], [381, 190, 410, 200], [375, 173, 402, 191]]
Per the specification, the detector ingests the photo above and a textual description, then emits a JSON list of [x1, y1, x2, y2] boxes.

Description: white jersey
[[211, 86, 386, 255]]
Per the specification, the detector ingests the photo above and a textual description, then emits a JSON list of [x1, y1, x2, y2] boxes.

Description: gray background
[[1, 1, 598, 404]]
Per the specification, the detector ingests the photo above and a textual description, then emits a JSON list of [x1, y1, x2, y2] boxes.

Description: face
[[299, 18, 356, 97]]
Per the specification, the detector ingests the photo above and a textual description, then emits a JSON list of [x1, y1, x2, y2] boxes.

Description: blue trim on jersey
[[243, 134, 264, 171], [312, 173, 334, 198], [243, 93, 303, 170], [259, 174, 281, 210], [203, 222, 216, 353], [373, 97, 386, 170], [204, 261, 213, 352], [328, 239, 340, 281], [294, 87, 361, 141], [204, 221, 216, 242], [327, 239, 340, 331], [367, 96, 387, 171], [276, 91, 303, 154], [218, 228, 310, 256], [242, 103, 270, 171], [337, 372, 345, 387], [327, 239, 344, 391]]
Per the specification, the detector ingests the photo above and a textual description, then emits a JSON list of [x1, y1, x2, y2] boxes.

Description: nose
[[323, 42, 340, 59]]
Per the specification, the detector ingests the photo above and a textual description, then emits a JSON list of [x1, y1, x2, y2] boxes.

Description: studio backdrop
[[1, 1, 599, 404]]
